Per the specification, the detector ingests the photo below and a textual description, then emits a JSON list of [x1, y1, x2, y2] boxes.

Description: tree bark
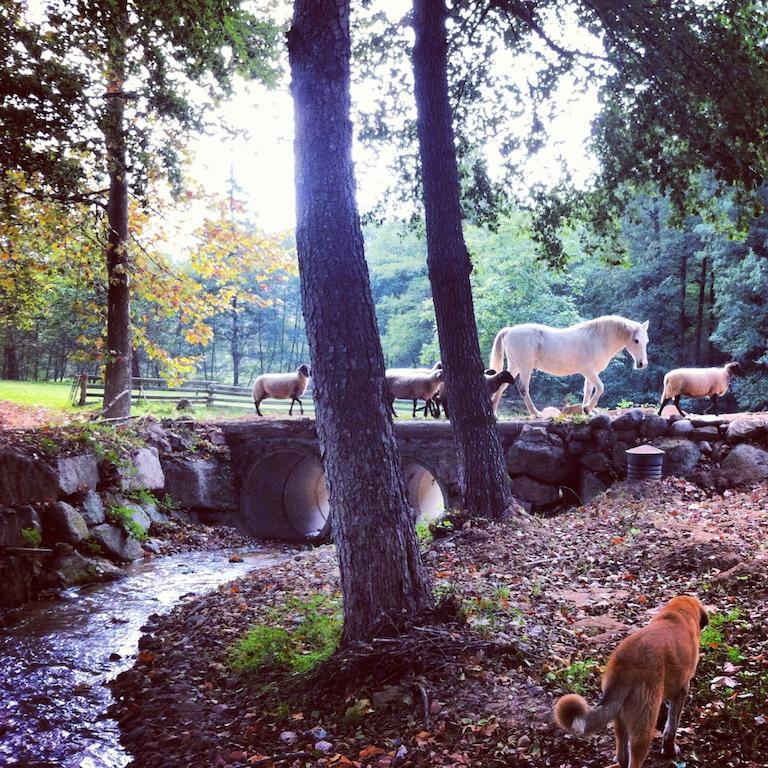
[[231, 296, 241, 386], [679, 249, 688, 356], [101, 0, 132, 419], [411, 0, 515, 519], [288, 0, 433, 646], [695, 255, 708, 365]]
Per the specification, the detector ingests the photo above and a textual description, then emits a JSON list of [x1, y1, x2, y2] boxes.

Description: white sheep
[[252, 364, 311, 417], [385, 364, 443, 418], [432, 368, 516, 419], [658, 361, 742, 417]]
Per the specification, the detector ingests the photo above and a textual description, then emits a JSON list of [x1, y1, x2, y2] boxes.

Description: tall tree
[[288, 0, 433, 645], [412, 0, 515, 519], [2, 1, 279, 415]]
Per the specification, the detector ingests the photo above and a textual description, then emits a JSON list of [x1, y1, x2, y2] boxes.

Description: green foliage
[[81, 537, 104, 557], [228, 595, 342, 675], [547, 658, 600, 695], [414, 518, 434, 544], [106, 505, 148, 542], [20, 527, 42, 547]]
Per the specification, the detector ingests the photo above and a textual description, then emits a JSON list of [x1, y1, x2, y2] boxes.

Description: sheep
[[385, 364, 443, 418], [431, 368, 517, 419], [252, 364, 311, 417], [657, 361, 742, 417]]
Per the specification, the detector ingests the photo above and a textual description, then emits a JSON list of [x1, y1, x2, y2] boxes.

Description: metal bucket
[[626, 445, 665, 480]]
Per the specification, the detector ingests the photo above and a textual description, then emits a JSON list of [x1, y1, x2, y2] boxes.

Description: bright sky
[[185, 2, 602, 235]]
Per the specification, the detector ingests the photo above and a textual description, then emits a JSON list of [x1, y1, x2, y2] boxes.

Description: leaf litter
[[110, 477, 768, 767]]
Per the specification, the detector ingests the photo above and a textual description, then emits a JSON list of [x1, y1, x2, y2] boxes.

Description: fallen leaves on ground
[[110, 477, 768, 767]]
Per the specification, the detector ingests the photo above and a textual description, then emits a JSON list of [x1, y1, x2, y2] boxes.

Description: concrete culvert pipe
[[403, 460, 446, 523], [241, 451, 330, 541]]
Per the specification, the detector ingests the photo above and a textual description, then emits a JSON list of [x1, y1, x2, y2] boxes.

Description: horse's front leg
[[583, 371, 604, 413], [582, 378, 595, 411]]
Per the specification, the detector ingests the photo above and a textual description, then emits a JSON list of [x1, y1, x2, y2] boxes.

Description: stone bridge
[[218, 411, 768, 541]]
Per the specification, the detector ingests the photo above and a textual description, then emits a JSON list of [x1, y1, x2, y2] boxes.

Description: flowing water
[[0, 546, 289, 768]]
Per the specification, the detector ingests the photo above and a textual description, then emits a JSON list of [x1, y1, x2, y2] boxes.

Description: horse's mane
[[574, 315, 636, 342]]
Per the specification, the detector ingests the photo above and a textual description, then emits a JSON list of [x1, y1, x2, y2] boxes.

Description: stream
[[0, 546, 289, 768]]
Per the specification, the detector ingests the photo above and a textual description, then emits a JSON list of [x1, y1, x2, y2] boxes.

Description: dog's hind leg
[[627, 731, 652, 768], [661, 684, 689, 758], [614, 717, 630, 768]]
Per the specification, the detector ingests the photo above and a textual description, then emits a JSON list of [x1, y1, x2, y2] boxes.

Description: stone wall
[[0, 421, 235, 609], [498, 410, 768, 511]]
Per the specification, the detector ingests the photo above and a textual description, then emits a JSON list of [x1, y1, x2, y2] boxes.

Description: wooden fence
[[74, 375, 423, 416]]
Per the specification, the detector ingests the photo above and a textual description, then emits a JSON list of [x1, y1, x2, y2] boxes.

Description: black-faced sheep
[[431, 368, 516, 419], [657, 361, 742, 417], [252, 364, 311, 417], [385, 365, 443, 418]]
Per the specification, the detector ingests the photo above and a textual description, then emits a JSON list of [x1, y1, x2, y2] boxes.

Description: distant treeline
[[2, 190, 766, 412]]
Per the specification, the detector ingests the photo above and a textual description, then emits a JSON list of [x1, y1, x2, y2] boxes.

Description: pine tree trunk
[[411, 0, 515, 519], [695, 255, 708, 365], [101, 2, 132, 419], [679, 250, 688, 355], [288, 0, 433, 646]]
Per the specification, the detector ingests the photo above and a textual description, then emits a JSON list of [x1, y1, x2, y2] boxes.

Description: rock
[[122, 503, 152, 532], [592, 428, 612, 450], [78, 490, 105, 526], [668, 419, 694, 436], [613, 429, 638, 445], [120, 448, 165, 492], [90, 523, 145, 562], [579, 451, 612, 473], [640, 414, 667, 439], [579, 469, 608, 504], [0, 555, 37, 608], [539, 406, 561, 418], [506, 426, 570, 483], [720, 444, 768, 486], [589, 414, 612, 430], [690, 426, 720, 442], [50, 546, 125, 587], [699, 441, 713, 455], [725, 418, 766, 444], [161, 457, 236, 512], [510, 475, 562, 508], [569, 424, 593, 442], [612, 408, 645, 430], [653, 438, 701, 477], [43, 501, 89, 545], [56, 454, 99, 495], [0, 450, 58, 505], [0, 506, 41, 547], [565, 438, 591, 455]]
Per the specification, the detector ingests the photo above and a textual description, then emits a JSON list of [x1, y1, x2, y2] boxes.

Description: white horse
[[489, 315, 650, 417]]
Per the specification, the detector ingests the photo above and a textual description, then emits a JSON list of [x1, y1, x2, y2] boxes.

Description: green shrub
[[20, 527, 42, 547], [228, 595, 342, 675], [106, 505, 148, 542]]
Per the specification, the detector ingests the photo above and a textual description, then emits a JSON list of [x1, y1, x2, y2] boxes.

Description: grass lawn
[[0, 379, 82, 411]]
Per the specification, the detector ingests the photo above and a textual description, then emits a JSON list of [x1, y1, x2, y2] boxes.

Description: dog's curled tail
[[553, 693, 621, 735]]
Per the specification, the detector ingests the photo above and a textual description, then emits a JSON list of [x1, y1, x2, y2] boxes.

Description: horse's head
[[627, 320, 649, 369]]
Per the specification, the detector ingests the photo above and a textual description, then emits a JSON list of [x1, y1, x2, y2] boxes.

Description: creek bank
[[0, 417, 244, 611], [109, 478, 768, 768]]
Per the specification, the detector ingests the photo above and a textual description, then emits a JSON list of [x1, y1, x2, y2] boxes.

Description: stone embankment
[[500, 409, 768, 509], [0, 419, 236, 610]]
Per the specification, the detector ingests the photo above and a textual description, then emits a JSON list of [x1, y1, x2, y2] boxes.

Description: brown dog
[[553, 595, 708, 768]]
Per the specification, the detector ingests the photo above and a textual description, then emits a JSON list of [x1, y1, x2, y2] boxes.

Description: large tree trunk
[[412, 0, 515, 519], [101, 1, 132, 419], [679, 250, 688, 356], [288, 0, 433, 646], [695, 255, 708, 365]]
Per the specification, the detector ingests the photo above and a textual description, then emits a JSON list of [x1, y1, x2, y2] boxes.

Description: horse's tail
[[489, 328, 508, 413]]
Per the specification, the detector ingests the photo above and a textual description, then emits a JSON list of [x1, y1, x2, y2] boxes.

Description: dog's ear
[[699, 605, 709, 629]]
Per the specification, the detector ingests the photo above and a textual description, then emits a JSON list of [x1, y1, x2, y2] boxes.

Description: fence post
[[206, 384, 215, 408]]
